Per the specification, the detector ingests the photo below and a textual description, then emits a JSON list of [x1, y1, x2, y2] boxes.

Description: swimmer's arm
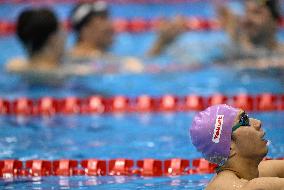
[[216, 5, 239, 42], [241, 177, 284, 190], [259, 160, 284, 178], [148, 16, 186, 57]]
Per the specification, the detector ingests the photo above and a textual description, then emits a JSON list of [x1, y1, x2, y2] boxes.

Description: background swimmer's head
[[17, 8, 64, 58], [190, 105, 268, 167], [71, 1, 114, 51], [242, 0, 281, 45]]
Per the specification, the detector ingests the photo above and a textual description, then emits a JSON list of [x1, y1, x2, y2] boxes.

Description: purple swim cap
[[190, 104, 239, 166]]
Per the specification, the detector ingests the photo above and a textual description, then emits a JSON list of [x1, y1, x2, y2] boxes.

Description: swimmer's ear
[[229, 141, 237, 158]]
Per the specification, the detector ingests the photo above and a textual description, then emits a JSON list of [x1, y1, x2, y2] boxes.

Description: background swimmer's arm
[[241, 177, 284, 190], [148, 16, 187, 57], [259, 160, 284, 178], [216, 5, 240, 42]]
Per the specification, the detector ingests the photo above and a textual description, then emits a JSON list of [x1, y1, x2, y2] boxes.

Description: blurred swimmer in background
[[68, 1, 144, 73], [148, 0, 284, 69], [217, 0, 284, 68], [6, 8, 91, 85], [68, 1, 202, 73]]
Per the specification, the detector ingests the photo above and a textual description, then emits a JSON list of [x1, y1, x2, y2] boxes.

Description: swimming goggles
[[232, 112, 250, 132]]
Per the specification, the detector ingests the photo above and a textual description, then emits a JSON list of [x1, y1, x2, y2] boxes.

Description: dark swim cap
[[71, 1, 109, 32], [265, 0, 281, 21], [256, 0, 281, 21]]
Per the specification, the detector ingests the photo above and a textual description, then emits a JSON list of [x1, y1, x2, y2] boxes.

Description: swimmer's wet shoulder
[[207, 173, 284, 190], [206, 171, 248, 190]]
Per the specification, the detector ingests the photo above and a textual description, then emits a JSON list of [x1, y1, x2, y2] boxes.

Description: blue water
[[0, 1, 284, 190]]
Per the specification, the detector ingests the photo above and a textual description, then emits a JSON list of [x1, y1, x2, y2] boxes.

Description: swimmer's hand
[[122, 58, 144, 73], [6, 58, 27, 72]]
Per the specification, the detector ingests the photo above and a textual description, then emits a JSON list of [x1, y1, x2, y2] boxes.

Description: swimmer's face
[[87, 15, 114, 50], [231, 111, 268, 159], [242, 1, 276, 42]]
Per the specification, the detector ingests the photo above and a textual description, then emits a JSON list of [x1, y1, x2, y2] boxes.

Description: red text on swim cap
[[212, 115, 224, 143]]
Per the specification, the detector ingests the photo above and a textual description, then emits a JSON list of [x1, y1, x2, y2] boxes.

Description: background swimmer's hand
[[6, 58, 27, 72], [122, 58, 144, 73], [148, 16, 187, 56]]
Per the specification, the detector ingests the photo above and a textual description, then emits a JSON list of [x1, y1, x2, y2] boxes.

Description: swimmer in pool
[[6, 8, 91, 85], [68, 2, 202, 73], [216, 0, 284, 69], [218, 0, 282, 52], [148, 0, 284, 69], [190, 104, 284, 190], [68, 1, 144, 73]]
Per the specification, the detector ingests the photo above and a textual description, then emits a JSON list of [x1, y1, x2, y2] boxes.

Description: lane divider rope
[[0, 0, 231, 4], [0, 93, 283, 116], [2, 17, 284, 36], [0, 18, 221, 36], [0, 157, 281, 177]]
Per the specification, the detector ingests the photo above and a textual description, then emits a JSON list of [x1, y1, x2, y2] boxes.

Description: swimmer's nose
[[251, 118, 262, 130]]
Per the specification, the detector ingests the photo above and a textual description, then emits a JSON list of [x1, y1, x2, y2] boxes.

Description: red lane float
[[0, 93, 284, 116], [0, 0, 214, 4], [188, 158, 217, 174], [83, 96, 106, 114], [0, 160, 22, 177], [208, 94, 228, 106], [81, 159, 107, 176], [0, 18, 220, 36], [53, 160, 78, 176], [13, 97, 34, 116], [164, 158, 189, 176], [134, 95, 156, 112], [158, 95, 179, 112], [59, 97, 82, 114], [0, 99, 10, 114], [106, 96, 131, 113], [0, 157, 282, 177], [279, 95, 284, 111], [182, 95, 205, 111], [137, 159, 163, 176], [37, 97, 59, 116], [256, 93, 278, 111], [2, 17, 284, 36], [109, 159, 134, 176], [25, 160, 52, 176], [232, 94, 254, 112]]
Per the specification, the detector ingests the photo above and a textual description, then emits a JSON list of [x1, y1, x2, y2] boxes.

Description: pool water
[[0, 1, 284, 190]]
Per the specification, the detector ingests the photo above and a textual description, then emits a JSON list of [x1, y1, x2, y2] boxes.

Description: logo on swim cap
[[212, 115, 224, 143]]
